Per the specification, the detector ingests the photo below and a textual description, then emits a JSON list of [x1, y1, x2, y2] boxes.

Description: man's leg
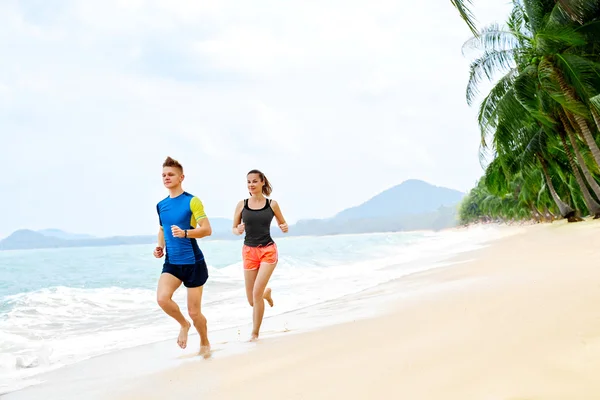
[[187, 286, 210, 355], [250, 262, 277, 341], [157, 273, 191, 349]]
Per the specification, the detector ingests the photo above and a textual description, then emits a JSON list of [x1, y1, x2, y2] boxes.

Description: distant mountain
[[37, 229, 95, 240], [280, 179, 464, 236], [334, 179, 464, 220], [0, 218, 237, 251], [1, 230, 68, 250], [0, 180, 464, 250], [0, 229, 156, 251], [207, 218, 234, 235], [284, 206, 459, 237]]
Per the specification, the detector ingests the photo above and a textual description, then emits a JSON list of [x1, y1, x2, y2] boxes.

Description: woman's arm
[[232, 200, 245, 235], [271, 200, 288, 233]]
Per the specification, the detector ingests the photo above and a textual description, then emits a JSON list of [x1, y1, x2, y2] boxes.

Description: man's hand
[[171, 225, 186, 238], [153, 246, 164, 258], [279, 223, 288, 233], [236, 223, 245, 235]]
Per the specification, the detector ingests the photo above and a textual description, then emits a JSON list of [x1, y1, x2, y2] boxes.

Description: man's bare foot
[[199, 344, 211, 359], [263, 288, 274, 307], [249, 333, 259, 342], [177, 321, 191, 349]]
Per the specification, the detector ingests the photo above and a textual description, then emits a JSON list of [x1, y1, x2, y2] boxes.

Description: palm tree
[[460, 0, 600, 221], [452, 0, 600, 33]]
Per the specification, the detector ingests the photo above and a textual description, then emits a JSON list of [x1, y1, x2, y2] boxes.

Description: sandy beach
[[4, 220, 598, 400], [100, 220, 599, 400]]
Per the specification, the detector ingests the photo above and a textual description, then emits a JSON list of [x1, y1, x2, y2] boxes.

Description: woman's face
[[247, 173, 264, 195]]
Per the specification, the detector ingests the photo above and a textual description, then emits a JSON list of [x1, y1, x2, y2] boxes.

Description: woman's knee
[[252, 288, 264, 304]]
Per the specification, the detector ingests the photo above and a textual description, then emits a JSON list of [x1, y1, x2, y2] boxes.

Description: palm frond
[[555, 53, 600, 101], [477, 69, 518, 133], [466, 49, 517, 106], [590, 94, 600, 115], [484, 158, 509, 195], [507, 2, 526, 33], [537, 56, 589, 115], [575, 20, 600, 43], [462, 24, 522, 56], [520, 126, 549, 169], [513, 68, 556, 127], [495, 88, 533, 138], [451, 0, 478, 35], [536, 23, 587, 53], [556, 0, 600, 24], [523, 0, 556, 32]]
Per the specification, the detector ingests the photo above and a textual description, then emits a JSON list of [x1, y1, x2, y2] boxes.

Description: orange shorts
[[242, 243, 278, 270]]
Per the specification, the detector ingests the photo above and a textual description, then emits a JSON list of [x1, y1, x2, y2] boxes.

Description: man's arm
[[187, 196, 212, 239], [187, 217, 212, 239], [154, 227, 165, 258], [157, 226, 165, 248], [154, 204, 166, 258]]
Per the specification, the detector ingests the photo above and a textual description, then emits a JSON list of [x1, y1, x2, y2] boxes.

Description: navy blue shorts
[[162, 259, 209, 288]]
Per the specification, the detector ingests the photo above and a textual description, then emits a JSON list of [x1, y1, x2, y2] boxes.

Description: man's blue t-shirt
[[156, 192, 206, 265]]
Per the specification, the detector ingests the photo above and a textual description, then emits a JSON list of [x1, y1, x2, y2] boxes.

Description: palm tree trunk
[[572, 113, 600, 168], [543, 205, 556, 221], [591, 107, 600, 134], [557, 131, 600, 218], [538, 155, 576, 219], [559, 112, 600, 200], [530, 204, 542, 222], [555, 69, 600, 168]]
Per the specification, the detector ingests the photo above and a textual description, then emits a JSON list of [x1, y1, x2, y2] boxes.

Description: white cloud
[[0, 0, 511, 238]]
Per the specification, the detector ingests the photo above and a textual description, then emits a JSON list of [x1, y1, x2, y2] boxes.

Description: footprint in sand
[[176, 345, 225, 360]]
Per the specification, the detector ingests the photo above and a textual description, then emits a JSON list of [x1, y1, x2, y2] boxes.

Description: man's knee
[[188, 308, 203, 321], [157, 293, 171, 309]]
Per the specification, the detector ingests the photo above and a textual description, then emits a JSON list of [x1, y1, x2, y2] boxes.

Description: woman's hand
[[235, 223, 245, 235]]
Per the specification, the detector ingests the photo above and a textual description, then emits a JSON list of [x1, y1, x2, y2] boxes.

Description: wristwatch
[[184, 230, 188, 238]]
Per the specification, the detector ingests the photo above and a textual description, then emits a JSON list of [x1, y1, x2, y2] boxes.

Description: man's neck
[[169, 187, 184, 198]]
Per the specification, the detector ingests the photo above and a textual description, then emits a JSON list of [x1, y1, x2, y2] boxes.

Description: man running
[[153, 156, 212, 356]]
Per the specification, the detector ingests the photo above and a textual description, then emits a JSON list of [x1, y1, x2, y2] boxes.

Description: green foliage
[[457, 0, 600, 223]]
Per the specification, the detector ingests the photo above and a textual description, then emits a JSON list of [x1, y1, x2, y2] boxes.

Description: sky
[[0, 0, 512, 238]]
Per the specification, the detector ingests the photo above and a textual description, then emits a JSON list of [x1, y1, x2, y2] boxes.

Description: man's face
[[162, 167, 183, 189]]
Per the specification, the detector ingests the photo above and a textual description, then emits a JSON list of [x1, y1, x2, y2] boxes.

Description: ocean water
[[0, 227, 507, 394]]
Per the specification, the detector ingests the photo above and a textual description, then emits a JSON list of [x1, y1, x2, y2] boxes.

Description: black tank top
[[241, 199, 275, 247]]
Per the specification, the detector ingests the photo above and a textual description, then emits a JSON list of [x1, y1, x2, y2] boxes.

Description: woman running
[[232, 169, 288, 341]]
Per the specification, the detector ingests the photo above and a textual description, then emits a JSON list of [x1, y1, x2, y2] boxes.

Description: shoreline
[[1, 224, 524, 400], [0, 224, 520, 399], [107, 219, 599, 399]]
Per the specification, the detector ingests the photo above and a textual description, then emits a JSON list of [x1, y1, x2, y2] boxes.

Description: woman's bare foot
[[263, 288, 274, 307], [249, 334, 259, 342], [177, 321, 191, 349]]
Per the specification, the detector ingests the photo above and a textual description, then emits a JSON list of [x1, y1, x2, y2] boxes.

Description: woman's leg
[[250, 262, 277, 340], [244, 268, 259, 307]]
